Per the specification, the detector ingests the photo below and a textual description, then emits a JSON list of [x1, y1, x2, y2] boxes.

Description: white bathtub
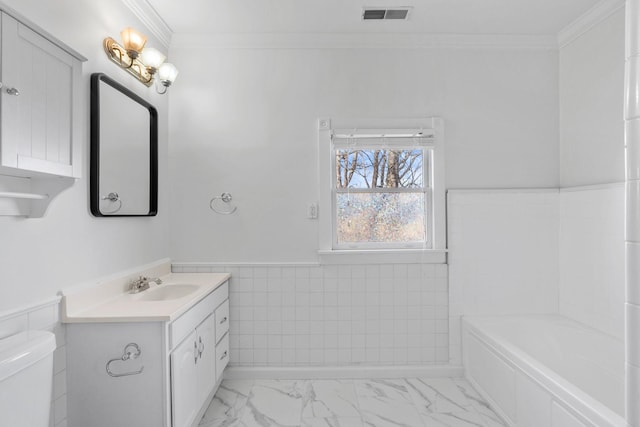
[[462, 315, 627, 427]]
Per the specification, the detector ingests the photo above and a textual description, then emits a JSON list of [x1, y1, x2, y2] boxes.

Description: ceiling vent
[[362, 7, 411, 21]]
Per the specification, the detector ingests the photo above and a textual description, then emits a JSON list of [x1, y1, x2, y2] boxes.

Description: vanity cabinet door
[[196, 313, 217, 403], [1, 12, 82, 178], [171, 331, 199, 427]]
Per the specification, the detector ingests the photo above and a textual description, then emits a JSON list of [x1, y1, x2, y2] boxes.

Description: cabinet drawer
[[170, 281, 228, 348], [216, 333, 229, 379], [215, 300, 229, 344]]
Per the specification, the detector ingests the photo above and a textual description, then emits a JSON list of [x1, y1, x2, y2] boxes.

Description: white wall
[[167, 43, 559, 263], [0, 0, 170, 312], [559, 8, 625, 187]]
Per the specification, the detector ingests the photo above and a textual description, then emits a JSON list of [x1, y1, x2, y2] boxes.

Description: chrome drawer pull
[[220, 350, 228, 361], [198, 336, 204, 357], [219, 316, 228, 324], [6, 87, 19, 96]]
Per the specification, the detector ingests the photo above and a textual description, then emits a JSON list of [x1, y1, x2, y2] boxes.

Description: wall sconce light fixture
[[103, 27, 178, 94]]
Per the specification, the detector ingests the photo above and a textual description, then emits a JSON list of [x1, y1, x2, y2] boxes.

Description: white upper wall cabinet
[[0, 11, 83, 178]]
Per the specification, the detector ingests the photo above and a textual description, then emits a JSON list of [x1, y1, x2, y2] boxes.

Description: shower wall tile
[[626, 118, 640, 180], [626, 55, 640, 120], [627, 302, 640, 367], [448, 186, 624, 366], [628, 180, 640, 243], [448, 190, 560, 365], [627, 0, 640, 58], [0, 299, 68, 427], [628, 242, 640, 307], [174, 262, 449, 367], [627, 362, 640, 423], [559, 185, 625, 339]]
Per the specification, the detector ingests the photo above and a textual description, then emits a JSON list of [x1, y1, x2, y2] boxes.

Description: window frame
[[318, 117, 446, 259]]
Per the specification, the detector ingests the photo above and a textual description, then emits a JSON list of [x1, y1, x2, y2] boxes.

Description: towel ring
[[101, 192, 122, 213], [210, 192, 237, 215], [106, 343, 144, 378]]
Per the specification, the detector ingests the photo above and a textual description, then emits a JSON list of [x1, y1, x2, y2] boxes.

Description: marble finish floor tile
[[200, 380, 254, 426], [302, 380, 360, 419], [406, 379, 472, 414], [239, 380, 307, 426], [356, 379, 424, 427], [452, 379, 506, 427], [302, 417, 364, 427], [199, 377, 505, 427], [421, 411, 487, 427]]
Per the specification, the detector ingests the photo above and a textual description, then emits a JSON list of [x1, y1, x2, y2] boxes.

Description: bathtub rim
[[462, 315, 627, 427]]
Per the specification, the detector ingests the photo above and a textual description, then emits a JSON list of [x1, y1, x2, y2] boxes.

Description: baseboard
[[224, 364, 464, 380]]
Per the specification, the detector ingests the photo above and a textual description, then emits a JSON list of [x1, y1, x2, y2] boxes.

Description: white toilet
[[0, 330, 56, 427]]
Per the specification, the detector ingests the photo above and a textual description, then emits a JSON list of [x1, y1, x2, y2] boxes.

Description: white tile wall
[[0, 298, 67, 427], [173, 263, 449, 366], [559, 184, 625, 339], [448, 190, 560, 364]]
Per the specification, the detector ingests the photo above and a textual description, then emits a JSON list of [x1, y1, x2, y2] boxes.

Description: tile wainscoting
[[0, 297, 68, 427], [172, 263, 450, 367]]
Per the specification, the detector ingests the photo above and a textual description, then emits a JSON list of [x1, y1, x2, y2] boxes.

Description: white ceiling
[[145, 0, 604, 36]]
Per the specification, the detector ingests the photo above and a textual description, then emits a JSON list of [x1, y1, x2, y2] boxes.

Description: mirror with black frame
[[90, 73, 158, 216]]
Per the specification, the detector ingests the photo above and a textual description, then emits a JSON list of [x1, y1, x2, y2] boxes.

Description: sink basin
[[136, 284, 200, 301]]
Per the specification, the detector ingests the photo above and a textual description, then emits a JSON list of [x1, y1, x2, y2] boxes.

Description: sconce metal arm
[[103, 38, 153, 86]]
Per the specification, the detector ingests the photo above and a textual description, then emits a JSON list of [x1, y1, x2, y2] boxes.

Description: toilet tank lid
[[0, 331, 56, 382]]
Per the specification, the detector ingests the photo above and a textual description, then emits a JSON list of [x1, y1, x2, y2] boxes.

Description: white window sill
[[317, 249, 447, 265]]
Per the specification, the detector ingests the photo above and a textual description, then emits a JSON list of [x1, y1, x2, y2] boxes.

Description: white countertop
[[62, 273, 230, 323]]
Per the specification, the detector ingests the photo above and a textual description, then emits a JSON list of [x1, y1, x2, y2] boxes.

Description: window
[[334, 141, 429, 248], [318, 118, 445, 256]]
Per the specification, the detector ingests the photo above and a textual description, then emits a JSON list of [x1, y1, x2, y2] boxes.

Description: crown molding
[[121, 0, 173, 50], [171, 33, 558, 50], [558, 0, 624, 48]]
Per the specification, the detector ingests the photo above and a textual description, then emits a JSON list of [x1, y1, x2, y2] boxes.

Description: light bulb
[[120, 27, 147, 59], [140, 48, 166, 73], [158, 63, 179, 85]]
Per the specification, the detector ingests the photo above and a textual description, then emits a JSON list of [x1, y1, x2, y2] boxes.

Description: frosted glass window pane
[[336, 193, 426, 244]]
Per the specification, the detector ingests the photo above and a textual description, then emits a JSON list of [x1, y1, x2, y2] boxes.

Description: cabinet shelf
[[0, 175, 74, 218], [0, 191, 49, 200]]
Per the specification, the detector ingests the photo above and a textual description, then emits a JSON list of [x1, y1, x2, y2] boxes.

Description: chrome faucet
[[129, 276, 150, 293], [129, 276, 164, 293]]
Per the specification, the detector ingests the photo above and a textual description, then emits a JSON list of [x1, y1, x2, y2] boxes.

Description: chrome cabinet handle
[[198, 336, 204, 357], [220, 350, 228, 361], [5, 87, 19, 96], [194, 341, 198, 364], [219, 316, 228, 324]]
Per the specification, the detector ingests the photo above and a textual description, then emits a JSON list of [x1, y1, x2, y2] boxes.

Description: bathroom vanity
[[62, 265, 229, 427]]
